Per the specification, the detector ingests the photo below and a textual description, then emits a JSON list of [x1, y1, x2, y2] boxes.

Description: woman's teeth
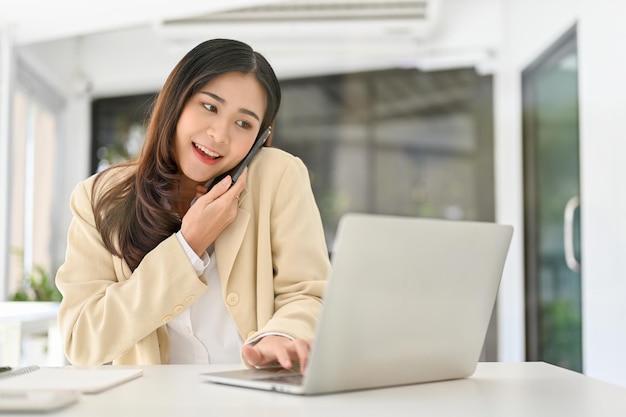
[[194, 142, 221, 159]]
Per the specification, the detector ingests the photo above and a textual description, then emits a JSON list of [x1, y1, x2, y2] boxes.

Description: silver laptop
[[199, 213, 513, 395]]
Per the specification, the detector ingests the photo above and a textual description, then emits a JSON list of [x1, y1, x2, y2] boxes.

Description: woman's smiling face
[[175, 71, 267, 184]]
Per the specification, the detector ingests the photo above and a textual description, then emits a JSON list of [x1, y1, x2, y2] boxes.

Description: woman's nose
[[207, 119, 229, 144]]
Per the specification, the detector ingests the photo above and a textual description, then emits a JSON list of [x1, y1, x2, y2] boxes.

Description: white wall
[[53, 96, 91, 269], [0, 29, 15, 300], [578, 0, 626, 388]]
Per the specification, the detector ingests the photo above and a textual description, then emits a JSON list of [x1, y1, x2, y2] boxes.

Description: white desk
[[0, 302, 63, 366], [16, 362, 626, 416]]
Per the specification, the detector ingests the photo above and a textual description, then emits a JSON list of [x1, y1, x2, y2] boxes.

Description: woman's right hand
[[180, 168, 248, 256]]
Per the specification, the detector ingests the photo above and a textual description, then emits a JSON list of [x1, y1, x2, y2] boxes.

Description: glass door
[[522, 26, 582, 371]]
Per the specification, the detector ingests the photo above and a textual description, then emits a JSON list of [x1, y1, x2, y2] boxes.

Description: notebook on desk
[[0, 365, 142, 394], [199, 213, 514, 395]]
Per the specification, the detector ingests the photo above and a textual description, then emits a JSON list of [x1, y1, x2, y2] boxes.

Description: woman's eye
[[236, 120, 252, 129], [203, 103, 217, 112]]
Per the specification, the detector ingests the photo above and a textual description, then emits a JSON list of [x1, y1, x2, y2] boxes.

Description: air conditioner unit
[[154, 0, 440, 43]]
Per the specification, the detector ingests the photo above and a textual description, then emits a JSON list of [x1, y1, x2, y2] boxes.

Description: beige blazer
[[56, 148, 330, 365]]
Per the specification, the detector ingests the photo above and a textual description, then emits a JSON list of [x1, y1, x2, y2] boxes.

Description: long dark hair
[[92, 39, 282, 271]]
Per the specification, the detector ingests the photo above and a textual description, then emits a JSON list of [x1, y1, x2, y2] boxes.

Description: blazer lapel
[[215, 208, 250, 290]]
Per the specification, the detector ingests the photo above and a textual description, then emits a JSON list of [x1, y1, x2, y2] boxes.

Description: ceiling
[[1, 1, 249, 44], [3, 0, 500, 97]]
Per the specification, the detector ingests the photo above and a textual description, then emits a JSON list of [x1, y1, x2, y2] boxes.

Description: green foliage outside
[[10, 248, 62, 302], [540, 299, 582, 372]]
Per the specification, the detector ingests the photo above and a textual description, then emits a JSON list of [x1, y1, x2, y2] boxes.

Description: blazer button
[[226, 292, 240, 306], [174, 305, 183, 314], [185, 295, 195, 303], [162, 315, 173, 323]]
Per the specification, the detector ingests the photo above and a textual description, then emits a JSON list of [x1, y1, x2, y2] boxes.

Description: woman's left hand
[[242, 335, 313, 374]]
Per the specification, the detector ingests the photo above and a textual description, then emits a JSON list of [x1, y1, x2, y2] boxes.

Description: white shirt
[[167, 232, 244, 364]]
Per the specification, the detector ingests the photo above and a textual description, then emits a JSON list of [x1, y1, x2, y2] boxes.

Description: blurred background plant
[[10, 248, 62, 302]]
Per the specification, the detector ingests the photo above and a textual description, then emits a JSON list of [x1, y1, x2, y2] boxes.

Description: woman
[[55, 39, 330, 372]]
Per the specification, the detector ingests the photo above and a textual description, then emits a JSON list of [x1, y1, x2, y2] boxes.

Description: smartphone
[[0, 390, 79, 412], [206, 126, 272, 192]]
